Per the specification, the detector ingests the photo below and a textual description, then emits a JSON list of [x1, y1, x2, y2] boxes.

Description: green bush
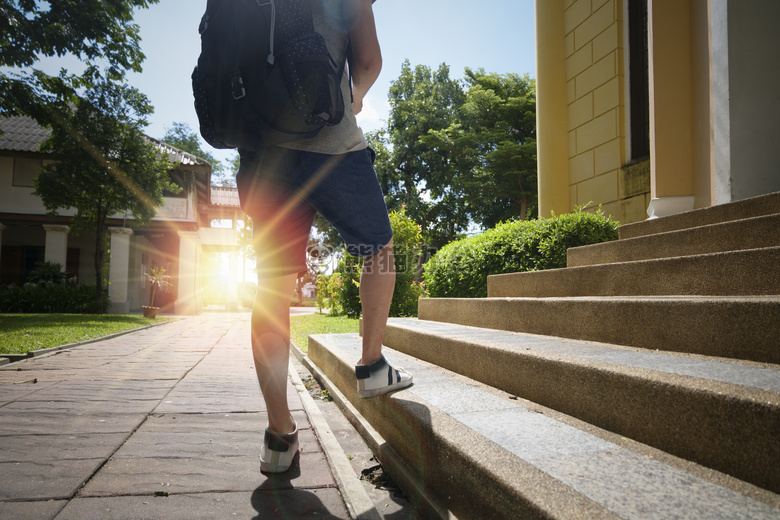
[[423, 209, 619, 298], [27, 261, 71, 285], [0, 282, 110, 314], [325, 208, 428, 318], [388, 209, 428, 317], [337, 256, 362, 318]]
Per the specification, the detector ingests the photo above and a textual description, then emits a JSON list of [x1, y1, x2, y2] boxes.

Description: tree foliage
[[34, 94, 178, 312], [428, 69, 537, 227], [377, 61, 538, 252], [1, 0, 159, 121], [382, 60, 468, 251], [162, 122, 235, 187]]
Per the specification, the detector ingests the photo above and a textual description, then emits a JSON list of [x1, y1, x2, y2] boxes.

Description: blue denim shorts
[[236, 146, 393, 277]]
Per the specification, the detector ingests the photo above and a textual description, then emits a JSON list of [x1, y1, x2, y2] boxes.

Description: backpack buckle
[[230, 72, 246, 100]]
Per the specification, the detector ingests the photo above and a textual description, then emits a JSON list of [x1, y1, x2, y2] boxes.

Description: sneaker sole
[[358, 378, 413, 399]]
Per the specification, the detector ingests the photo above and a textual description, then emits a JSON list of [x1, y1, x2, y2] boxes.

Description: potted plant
[[143, 265, 172, 318]]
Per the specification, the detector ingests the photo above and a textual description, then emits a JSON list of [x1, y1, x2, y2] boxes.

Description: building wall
[[712, 0, 780, 203], [564, 0, 649, 224]]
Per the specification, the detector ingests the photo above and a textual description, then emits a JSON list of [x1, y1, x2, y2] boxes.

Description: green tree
[[383, 60, 469, 251], [162, 122, 235, 187], [34, 93, 179, 313], [427, 69, 538, 227], [1, 0, 159, 123]]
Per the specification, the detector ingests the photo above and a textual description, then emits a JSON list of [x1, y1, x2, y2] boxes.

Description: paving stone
[[56, 489, 348, 519], [80, 452, 335, 496], [13, 380, 175, 402], [3, 399, 160, 415], [112, 411, 314, 459], [0, 369, 78, 383], [0, 499, 67, 520], [0, 459, 104, 500], [0, 410, 147, 435], [0, 433, 128, 463], [154, 381, 303, 414], [0, 381, 56, 405]]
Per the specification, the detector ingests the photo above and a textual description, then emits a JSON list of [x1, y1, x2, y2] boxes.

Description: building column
[[646, 0, 695, 218], [226, 250, 239, 311], [0, 223, 5, 270], [711, 0, 780, 204], [535, 0, 570, 218], [43, 225, 70, 269], [176, 231, 202, 315], [108, 227, 133, 314]]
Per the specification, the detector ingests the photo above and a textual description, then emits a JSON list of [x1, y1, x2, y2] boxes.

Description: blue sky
[[39, 0, 537, 166]]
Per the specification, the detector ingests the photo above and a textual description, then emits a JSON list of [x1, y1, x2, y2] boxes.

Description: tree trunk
[[519, 196, 528, 221], [94, 209, 107, 314]]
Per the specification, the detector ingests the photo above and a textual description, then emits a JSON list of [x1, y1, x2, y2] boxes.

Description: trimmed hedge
[[423, 210, 619, 298], [0, 282, 110, 314]]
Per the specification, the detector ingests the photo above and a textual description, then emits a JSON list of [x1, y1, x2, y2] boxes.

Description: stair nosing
[[386, 317, 780, 394], [309, 333, 780, 520], [574, 213, 780, 265]]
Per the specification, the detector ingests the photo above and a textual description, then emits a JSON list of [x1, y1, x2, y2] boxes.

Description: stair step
[[417, 296, 780, 364], [383, 318, 780, 493], [569, 214, 780, 267], [619, 191, 780, 240], [308, 333, 780, 519], [488, 247, 780, 298]]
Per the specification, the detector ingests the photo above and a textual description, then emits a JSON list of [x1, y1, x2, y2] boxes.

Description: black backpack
[[192, 0, 349, 151]]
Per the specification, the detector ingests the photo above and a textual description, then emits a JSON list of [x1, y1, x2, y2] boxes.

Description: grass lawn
[[0, 314, 168, 355], [290, 313, 359, 353]]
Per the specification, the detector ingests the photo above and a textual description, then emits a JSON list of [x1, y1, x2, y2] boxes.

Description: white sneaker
[[260, 423, 299, 473], [355, 354, 413, 398]]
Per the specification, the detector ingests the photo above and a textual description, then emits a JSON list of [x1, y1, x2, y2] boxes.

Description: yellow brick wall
[[563, 0, 649, 224]]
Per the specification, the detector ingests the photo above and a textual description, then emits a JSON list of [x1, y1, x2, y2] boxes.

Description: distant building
[[0, 115, 244, 315], [535, 0, 780, 222]]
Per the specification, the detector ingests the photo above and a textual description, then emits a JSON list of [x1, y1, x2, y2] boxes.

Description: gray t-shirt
[[280, 0, 369, 154]]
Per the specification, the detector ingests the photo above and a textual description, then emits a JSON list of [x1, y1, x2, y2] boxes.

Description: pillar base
[[646, 196, 695, 219]]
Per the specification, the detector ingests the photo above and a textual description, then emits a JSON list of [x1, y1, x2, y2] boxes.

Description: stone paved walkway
[[0, 312, 350, 519]]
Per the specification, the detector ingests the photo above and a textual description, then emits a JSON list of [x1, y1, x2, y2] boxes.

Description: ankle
[[268, 416, 296, 435]]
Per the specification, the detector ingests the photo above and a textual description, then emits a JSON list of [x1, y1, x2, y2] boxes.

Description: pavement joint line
[[56, 318, 225, 503], [291, 342, 457, 520], [288, 344, 381, 520]]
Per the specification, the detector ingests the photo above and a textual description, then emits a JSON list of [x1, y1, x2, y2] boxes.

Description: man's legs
[[251, 272, 298, 435], [359, 238, 395, 364]]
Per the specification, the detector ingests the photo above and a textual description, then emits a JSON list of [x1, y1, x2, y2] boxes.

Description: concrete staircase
[[306, 192, 780, 519]]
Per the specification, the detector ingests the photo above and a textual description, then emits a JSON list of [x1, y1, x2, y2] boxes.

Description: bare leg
[[359, 239, 395, 364], [251, 272, 298, 435]]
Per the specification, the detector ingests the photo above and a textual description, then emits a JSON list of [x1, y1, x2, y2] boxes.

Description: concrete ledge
[[418, 296, 780, 364], [308, 333, 780, 519], [292, 343, 457, 520], [619, 191, 780, 239], [308, 334, 619, 520], [286, 349, 382, 520], [384, 318, 780, 493], [569, 214, 780, 267], [489, 247, 780, 297]]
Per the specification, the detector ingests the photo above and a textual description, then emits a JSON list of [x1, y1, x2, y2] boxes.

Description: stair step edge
[[308, 333, 780, 520], [416, 296, 780, 364], [618, 191, 780, 239], [488, 247, 780, 297], [570, 214, 780, 266]]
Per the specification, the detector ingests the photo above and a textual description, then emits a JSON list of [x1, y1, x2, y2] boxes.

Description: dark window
[[0, 245, 44, 285], [628, 0, 650, 160], [66, 247, 80, 281]]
